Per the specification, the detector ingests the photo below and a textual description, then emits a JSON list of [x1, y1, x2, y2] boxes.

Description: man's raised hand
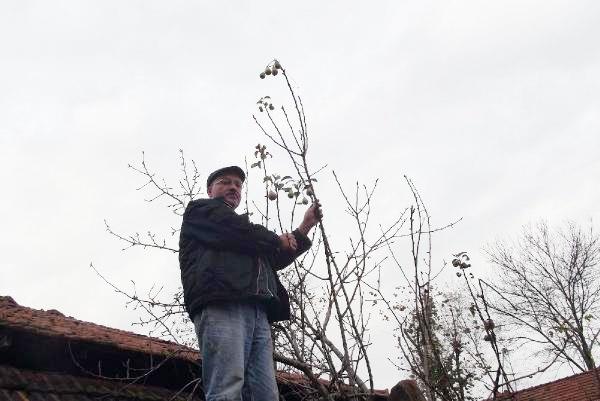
[[279, 233, 298, 252], [298, 201, 322, 236]]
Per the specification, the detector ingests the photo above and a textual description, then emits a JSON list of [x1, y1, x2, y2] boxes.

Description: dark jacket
[[179, 197, 311, 322]]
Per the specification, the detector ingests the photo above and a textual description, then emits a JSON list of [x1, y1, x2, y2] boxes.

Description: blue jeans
[[193, 301, 279, 401]]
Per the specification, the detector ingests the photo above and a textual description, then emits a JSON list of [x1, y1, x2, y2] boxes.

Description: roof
[[493, 369, 600, 401], [0, 364, 200, 401], [0, 295, 389, 399], [0, 295, 198, 363]]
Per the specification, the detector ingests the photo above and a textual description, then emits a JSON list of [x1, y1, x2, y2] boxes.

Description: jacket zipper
[[256, 257, 274, 297], [256, 257, 261, 295]]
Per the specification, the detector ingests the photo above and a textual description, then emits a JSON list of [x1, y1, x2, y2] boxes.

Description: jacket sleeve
[[269, 229, 312, 271], [180, 199, 281, 255]]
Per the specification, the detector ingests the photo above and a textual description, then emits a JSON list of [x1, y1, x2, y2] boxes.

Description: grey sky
[[1, 0, 599, 392]]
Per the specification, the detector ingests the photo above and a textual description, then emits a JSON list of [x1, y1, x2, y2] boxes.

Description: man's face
[[207, 173, 243, 209]]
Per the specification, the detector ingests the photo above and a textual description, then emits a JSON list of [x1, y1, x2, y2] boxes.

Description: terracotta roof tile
[[0, 296, 197, 363], [493, 368, 600, 401], [0, 364, 201, 400]]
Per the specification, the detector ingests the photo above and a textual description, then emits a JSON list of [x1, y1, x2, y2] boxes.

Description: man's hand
[[279, 233, 298, 252], [298, 201, 322, 236]]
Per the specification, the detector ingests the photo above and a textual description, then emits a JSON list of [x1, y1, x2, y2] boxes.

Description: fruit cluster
[[267, 185, 311, 205], [451, 252, 471, 269], [259, 60, 282, 79], [263, 176, 314, 206], [257, 96, 274, 113]]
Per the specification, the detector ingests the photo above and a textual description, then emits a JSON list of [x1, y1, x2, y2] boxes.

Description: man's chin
[[225, 196, 240, 209]]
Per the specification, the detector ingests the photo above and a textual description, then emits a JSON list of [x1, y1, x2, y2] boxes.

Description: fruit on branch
[[301, 197, 309, 205], [259, 106, 263, 112], [274, 60, 281, 69], [269, 104, 274, 110], [484, 319, 495, 331], [260, 72, 266, 79], [265, 68, 272, 75], [267, 190, 278, 201], [452, 259, 461, 267], [305, 187, 314, 197], [287, 192, 294, 199], [272, 68, 278, 76]]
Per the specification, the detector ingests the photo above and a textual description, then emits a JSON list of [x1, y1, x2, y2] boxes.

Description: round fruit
[[287, 192, 294, 199], [265, 68, 272, 75], [274, 61, 281, 69], [302, 198, 309, 205], [272, 69, 278, 76], [267, 190, 277, 201], [305, 187, 314, 196], [260, 72, 266, 79], [259, 106, 263, 112], [269, 104, 274, 110]]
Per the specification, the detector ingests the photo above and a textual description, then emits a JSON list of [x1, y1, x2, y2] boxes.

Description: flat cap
[[206, 166, 246, 188]]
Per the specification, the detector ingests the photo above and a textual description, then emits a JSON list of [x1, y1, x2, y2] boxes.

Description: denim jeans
[[193, 301, 279, 401]]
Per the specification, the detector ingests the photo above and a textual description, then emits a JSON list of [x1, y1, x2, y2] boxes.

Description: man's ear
[[207, 184, 213, 197]]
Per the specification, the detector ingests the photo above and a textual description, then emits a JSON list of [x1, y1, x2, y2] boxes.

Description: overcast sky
[[1, 0, 599, 392]]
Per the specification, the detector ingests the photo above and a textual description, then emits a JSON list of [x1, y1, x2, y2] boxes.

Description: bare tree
[[370, 185, 513, 401], [98, 59, 519, 401], [486, 221, 600, 375]]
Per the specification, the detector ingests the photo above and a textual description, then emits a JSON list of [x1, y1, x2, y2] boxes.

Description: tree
[[96, 59, 525, 401], [486, 221, 600, 375]]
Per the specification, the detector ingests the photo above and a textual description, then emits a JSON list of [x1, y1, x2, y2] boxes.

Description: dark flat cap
[[206, 166, 246, 188]]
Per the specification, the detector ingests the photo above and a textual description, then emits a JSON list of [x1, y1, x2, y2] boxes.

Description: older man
[[179, 165, 320, 401]]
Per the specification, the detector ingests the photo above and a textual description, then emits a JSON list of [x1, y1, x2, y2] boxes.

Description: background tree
[[485, 221, 600, 375]]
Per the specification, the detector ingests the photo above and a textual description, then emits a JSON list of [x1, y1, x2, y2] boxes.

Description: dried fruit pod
[[274, 61, 282, 69], [272, 68, 278, 76], [267, 190, 277, 201], [305, 187, 314, 196], [269, 104, 274, 110], [265, 68, 272, 75], [260, 72, 266, 79], [452, 259, 461, 267], [301, 198, 309, 205], [259, 106, 263, 112], [287, 192, 294, 199]]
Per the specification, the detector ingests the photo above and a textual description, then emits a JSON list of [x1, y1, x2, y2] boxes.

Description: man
[[179, 165, 321, 401]]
